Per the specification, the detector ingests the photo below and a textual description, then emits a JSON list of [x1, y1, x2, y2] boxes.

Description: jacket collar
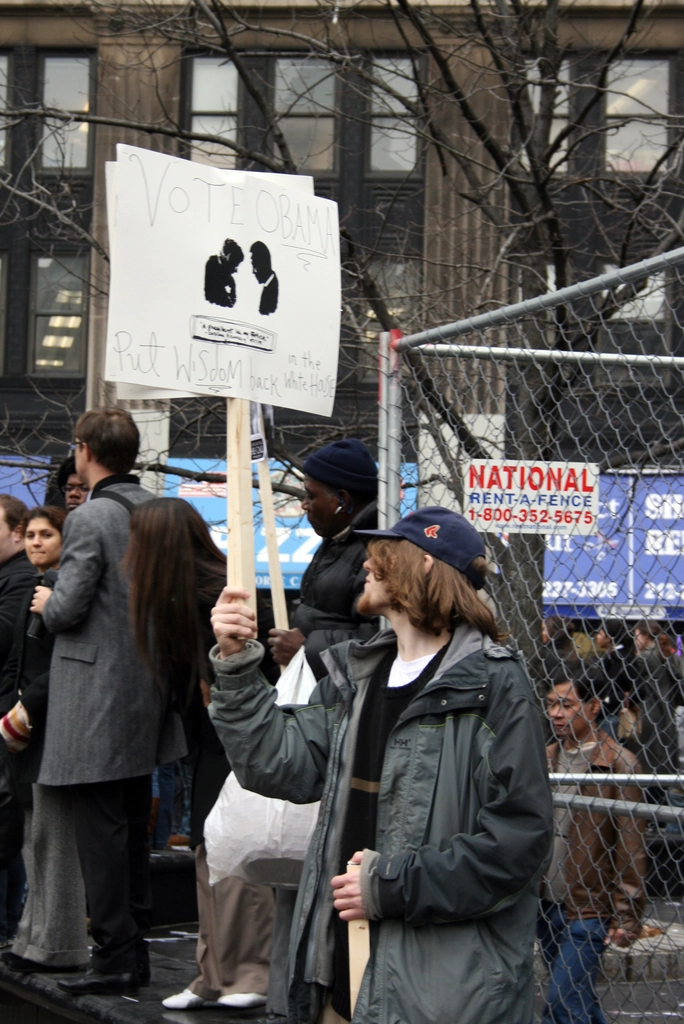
[[0, 550, 31, 576], [326, 500, 378, 547], [91, 474, 140, 495], [547, 729, 624, 771], [321, 621, 516, 707]]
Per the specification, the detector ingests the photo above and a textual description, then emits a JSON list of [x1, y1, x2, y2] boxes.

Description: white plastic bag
[[205, 646, 320, 887], [274, 645, 317, 705]]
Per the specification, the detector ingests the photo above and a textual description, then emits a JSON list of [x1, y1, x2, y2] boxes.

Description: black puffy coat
[[0, 551, 37, 674], [292, 501, 379, 679], [0, 568, 57, 802]]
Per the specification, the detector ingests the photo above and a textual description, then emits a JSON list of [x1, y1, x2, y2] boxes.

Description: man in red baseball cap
[[208, 505, 552, 1024]]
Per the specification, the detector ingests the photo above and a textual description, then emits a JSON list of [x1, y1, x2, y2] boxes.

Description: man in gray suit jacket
[[32, 408, 186, 995]]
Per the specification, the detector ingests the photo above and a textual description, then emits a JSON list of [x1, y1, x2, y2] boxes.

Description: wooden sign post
[[347, 862, 370, 1015], [226, 397, 256, 612], [256, 408, 289, 635]]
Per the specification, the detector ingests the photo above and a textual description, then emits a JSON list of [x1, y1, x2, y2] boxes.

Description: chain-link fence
[[379, 244, 684, 1022]]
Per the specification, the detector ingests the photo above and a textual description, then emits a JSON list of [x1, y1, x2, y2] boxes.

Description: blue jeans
[[152, 763, 176, 850], [666, 789, 684, 834], [537, 902, 609, 1024], [0, 853, 26, 942]]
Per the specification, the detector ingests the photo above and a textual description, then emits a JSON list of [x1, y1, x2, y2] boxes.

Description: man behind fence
[[540, 667, 647, 1024], [208, 507, 553, 1024]]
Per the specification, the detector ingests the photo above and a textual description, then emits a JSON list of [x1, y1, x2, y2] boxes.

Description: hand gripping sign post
[[105, 145, 341, 608]]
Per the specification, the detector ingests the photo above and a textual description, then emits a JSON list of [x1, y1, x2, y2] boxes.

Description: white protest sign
[[107, 160, 314, 401], [105, 146, 340, 416], [463, 459, 599, 534], [106, 160, 194, 401]]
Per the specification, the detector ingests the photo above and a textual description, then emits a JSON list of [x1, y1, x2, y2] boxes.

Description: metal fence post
[[378, 332, 389, 530], [387, 329, 402, 526]]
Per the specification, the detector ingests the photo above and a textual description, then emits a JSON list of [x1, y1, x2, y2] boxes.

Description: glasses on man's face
[[68, 440, 85, 452], [61, 484, 88, 495]]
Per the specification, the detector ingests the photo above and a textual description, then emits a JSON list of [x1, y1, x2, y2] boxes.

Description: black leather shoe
[[57, 969, 140, 995], [1, 951, 82, 974], [137, 942, 150, 986]]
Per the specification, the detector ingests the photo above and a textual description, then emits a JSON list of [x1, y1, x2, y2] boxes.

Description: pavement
[[0, 927, 276, 1024], [3, 906, 684, 1024]]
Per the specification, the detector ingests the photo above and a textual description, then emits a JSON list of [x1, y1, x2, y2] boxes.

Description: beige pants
[[319, 993, 350, 1024], [188, 842, 275, 1000]]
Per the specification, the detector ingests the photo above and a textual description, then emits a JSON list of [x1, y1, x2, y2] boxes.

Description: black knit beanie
[[302, 439, 378, 497]]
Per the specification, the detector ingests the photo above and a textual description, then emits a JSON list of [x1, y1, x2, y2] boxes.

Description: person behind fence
[[209, 506, 553, 1024], [540, 666, 647, 1024], [0, 506, 88, 974], [267, 438, 379, 681], [542, 617, 593, 673], [31, 409, 186, 996], [620, 619, 680, 782], [657, 630, 684, 682], [587, 620, 632, 739]]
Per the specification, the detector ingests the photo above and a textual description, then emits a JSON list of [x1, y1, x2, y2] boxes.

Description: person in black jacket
[[0, 506, 88, 974], [0, 495, 35, 674], [0, 494, 35, 947], [265, 439, 380, 1018], [268, 439, 380, 681], [627, 620, 680, 777], [586, 620, 632, 738]]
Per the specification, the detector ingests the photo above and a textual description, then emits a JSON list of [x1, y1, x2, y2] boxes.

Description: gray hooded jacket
[[209, 625, 552, 1024]]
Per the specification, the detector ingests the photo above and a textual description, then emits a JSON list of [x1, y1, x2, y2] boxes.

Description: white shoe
[[217, 992, 267, 1009], [162, 989, 213, 1009]]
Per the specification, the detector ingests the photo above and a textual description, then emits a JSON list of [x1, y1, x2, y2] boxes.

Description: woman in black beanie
[[268, 437, 380, 682]]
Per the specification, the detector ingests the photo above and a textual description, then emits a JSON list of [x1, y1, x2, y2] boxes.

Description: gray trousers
[[13, 784, 88, 967]]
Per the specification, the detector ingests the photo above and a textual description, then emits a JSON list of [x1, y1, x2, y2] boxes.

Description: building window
[[0, 254, 6, 372], [41, 55, 91, 170], [597, 268, 666, 383], [524, 59, 571, 170], [605, 59, 669, 173], [274, 58, 336, 172], [31, 255, 87, 374], [358, 258, 421, 379], [189, 57, 238, 167], [0, 55, 8, 168], [369, 58, 419, 173]]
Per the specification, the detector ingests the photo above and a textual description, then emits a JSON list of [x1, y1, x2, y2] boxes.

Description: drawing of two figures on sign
[[204, 238, 278, 316]]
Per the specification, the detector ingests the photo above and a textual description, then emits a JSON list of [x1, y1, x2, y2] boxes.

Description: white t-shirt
[[388, 651, 435, 689]]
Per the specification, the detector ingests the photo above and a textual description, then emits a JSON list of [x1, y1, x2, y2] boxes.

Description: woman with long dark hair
[[0, 506, 88, 974], [125, 498, 275, 1010]]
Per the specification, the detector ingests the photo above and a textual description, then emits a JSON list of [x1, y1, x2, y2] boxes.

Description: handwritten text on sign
[[105, 146, 341, 417], [463, 460, 599, 534]]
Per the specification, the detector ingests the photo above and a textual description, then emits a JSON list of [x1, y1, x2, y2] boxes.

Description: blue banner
[[163, 460, 684, 620], [164, 458, 317, 589], [0, 457, 49, 508], [544, 474, 684, 620]]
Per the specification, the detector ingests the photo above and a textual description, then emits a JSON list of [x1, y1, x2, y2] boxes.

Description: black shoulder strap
[[90, 490, 136, 514]]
